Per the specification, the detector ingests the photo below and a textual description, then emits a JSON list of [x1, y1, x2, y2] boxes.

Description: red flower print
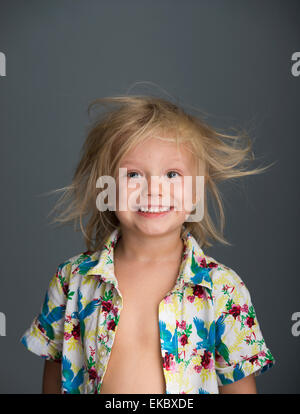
[[107, 320, 116, 331], [62, 283, 69, 297], [259, 350, 266, 357], [163, 352, 175, 371], [246, 316, 255, 328], [177, 321, 186, 330], [187, 295, 195, 303], [178, 350, 186, 360], [72, 323, 80, 340], [37, 323, 46, 335], [241, 304, 249, 313], [99, 333, 109, 343], [193, 285, 205, 298], [88, 367, 98, 381], [229, 304, 241, 319], [102, 300, 113, 313], [199, 257, 207, 267], [208, 261, 218, 268], [245, 331, 256, 345], [201, 350, 212, 369], [176, 320, 183, 329], [215, 350, 223, 362], [83, 250, 92, 255], [248, 355, 259, 365], [64, 332, 72, 340], [191, 348, 198, 356], [65, 314, 72, 323], [194, 365, 202, 373], [223, 284, 235, 294], [179, 334, 188, 346], [111, 306, 119, 317]]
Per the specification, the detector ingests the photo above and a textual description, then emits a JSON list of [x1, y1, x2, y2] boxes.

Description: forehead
[[120, 137, 196, 166]]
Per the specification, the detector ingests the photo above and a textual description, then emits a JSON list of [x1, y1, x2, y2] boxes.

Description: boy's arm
[[218, 373, 257, 394], [42, 360, 62, 394]]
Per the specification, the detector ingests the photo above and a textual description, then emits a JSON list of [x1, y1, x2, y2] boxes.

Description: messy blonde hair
[[45, 94, 275, 252]]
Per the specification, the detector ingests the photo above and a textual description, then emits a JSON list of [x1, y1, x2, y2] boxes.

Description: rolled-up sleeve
[[213, 268, 275, 386], [20, 261, 70, 362]]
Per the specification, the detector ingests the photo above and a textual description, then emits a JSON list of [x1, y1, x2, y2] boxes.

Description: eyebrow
[[120, 158, 185, 165]]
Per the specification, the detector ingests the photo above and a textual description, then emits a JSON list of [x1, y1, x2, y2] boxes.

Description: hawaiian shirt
[[20, 227, 275, 394]]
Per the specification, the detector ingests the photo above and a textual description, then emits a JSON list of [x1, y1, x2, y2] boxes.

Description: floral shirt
[[20, 228, 275, 394]]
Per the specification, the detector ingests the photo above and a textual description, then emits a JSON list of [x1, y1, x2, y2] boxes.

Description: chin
[[135, 221, 184, 237]]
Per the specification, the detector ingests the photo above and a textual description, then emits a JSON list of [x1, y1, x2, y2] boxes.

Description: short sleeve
[[20, 260, 71, 362], [213, 267, 275, 386]]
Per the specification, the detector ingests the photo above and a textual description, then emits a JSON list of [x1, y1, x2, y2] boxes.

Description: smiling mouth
[[137, 206, 173, 213], [136, 206, 175, 217]]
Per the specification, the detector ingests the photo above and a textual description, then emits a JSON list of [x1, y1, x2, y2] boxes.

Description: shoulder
[[53, 250, 101, 287], [208, 256, 247, 293], [202, 253, 252, 316], [200, 251, 245, 288]]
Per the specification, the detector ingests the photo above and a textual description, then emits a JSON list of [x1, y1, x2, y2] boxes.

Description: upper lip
[[138, 205, 173, 209]]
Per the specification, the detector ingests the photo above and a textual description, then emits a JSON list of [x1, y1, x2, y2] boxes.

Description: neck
[[114, 226, 184, 264]]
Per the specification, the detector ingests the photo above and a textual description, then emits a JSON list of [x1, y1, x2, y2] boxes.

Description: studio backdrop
[[0, 0, 299, 394]]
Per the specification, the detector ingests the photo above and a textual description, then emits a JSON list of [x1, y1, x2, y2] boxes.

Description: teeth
[[138, 207, 171, 213]]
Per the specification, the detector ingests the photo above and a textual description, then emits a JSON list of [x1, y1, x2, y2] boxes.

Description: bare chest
[[99, 261, 180, 394]]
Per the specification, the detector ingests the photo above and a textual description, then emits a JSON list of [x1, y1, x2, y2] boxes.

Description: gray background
[[0, 0, 299, 393]]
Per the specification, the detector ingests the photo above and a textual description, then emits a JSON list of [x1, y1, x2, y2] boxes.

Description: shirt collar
[[82, 227, 214, 291]]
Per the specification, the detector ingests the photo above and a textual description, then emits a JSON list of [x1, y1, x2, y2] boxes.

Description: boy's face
[[114, 135, 204, 237]]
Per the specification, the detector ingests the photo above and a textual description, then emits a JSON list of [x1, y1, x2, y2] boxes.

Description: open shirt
[[20, 227, 275, 394]]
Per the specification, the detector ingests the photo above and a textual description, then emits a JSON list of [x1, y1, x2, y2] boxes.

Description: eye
[[127, 171, 141, 179], [167, 171, 180, 178]]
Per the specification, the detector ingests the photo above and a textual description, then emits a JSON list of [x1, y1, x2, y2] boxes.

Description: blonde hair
[[44, 94, 276, 252]]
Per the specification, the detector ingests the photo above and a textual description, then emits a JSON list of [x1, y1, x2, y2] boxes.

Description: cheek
[[116, 183, 140, 212], [171, 181, 195, 212]]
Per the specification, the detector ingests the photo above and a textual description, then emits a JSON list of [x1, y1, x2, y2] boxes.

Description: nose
[[140, 174, 163, 205], [148, 174, 163, 195]]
